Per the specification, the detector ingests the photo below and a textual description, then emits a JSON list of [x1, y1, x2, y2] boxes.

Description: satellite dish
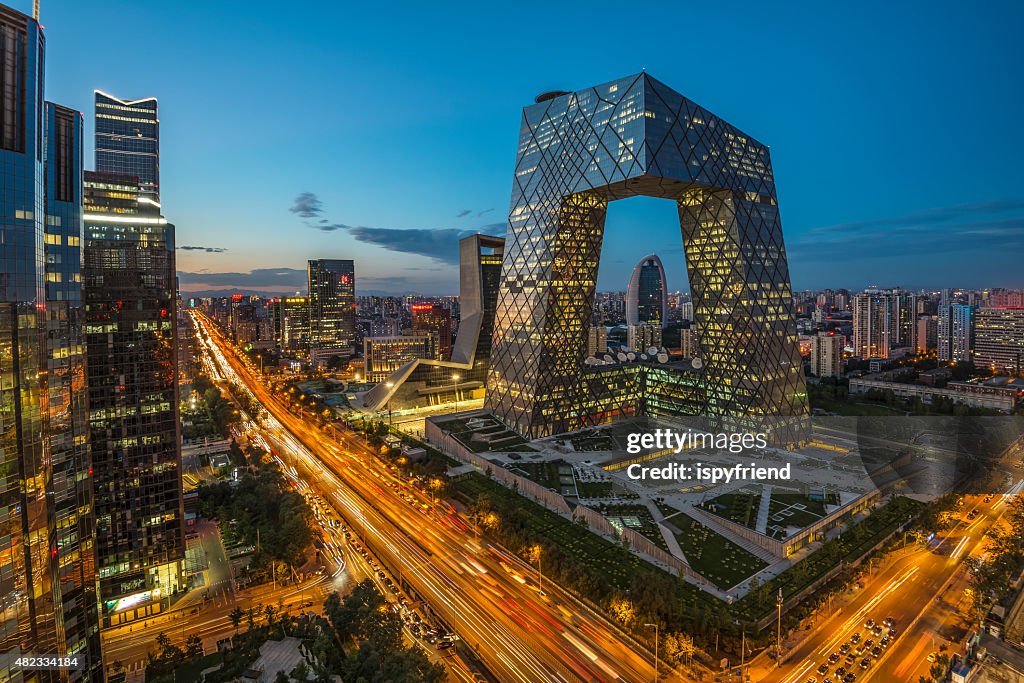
[[603, 354, 615, 363], [646, 346, 658, 356], [657, 352, 669, 363], [640, 353, 649, 361], [692, 357, 704, 369], [616, 352, 627, 362], [626, 352, 636, 361]]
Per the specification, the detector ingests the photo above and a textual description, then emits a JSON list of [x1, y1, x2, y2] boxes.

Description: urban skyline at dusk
[[31, 0, 1024, 295], [3, 2, 1024, 682]]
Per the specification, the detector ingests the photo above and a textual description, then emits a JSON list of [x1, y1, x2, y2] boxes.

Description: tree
[[185, 634, 204, 658], [229, 606, 245, 632]]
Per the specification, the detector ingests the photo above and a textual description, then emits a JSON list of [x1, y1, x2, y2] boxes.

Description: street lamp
[[776, 587, 783, 668], [529, 544, 544, 595], [451, 374, 460, 413], [644, 623, 658, 682]]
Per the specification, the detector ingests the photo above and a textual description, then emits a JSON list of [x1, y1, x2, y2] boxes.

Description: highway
[[192, 311, 660, 683], [756, 480, 1021, 683]]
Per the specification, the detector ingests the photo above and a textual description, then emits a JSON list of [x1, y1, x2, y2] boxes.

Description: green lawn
[[703, 489, 762, 529], [509, 461, 572, 491], [575, 480, 615, 498], [670, 514, 769, 589]]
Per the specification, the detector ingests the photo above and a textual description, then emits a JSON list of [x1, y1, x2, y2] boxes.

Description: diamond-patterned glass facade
[[485, 73, 809, 445]]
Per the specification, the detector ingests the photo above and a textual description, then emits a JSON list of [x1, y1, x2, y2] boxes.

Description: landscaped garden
[[669, 514, 769, 589], [702, 488, 762, 529]]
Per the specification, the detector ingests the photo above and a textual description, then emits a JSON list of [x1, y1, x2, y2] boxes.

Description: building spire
[[33, 0, 39, 21]]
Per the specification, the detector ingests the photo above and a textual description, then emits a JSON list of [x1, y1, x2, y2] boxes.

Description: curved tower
[[626, 254, 668, 326]]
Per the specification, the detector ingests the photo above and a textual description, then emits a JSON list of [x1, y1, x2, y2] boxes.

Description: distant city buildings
[[852, 288, 916, 359], [916, 315, 938, 354], [975, 307, 1024, 375], [627, 323, 662, 351], [308, 259, 356, 363], [811, 331, 844, 378], [272, 295, 311, 352], [412, 303, 453, 360], [587, 326, 608, 357], [626, 254, 668, 327]]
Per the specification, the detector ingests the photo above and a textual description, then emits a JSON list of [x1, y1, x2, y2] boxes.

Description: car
[[851, 633, 861, 644], [839, 643, 851, 654], [888, 628, 897, 638], [882, 617, 895, 627], [829, 653, 841, 664], [927, 652, 937, 662], [880, 636, 890, 648], [860, 658, 871, 669], [835, 667, 847, 678], [843, 674, 856, 683], [854, 645, 865, 656], [871, 646, 882, 658], [984, 495, 993, 503], [864, 619, 876, 629], [871, 626, 883, 636], [818, 664, 830, 675], [845, 654, 856, 665], [864, 639, 874, 648], [967, 510, 977, 520]]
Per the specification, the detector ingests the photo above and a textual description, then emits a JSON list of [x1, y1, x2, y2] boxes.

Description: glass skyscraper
[[94, 91, 159, 203], [485, 74, 809, 445], [307, 259, 355, 362], [83, 171, 185, 627], [626, 254, 667, 326], [0, 5, 103, 680]]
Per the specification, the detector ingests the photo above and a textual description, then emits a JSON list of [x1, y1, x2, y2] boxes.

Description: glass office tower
[[43, 102, 103, 680], [94, 91, 159, 203], [485, 73, 809, 445], [83, 171, 185, 627], [307, 259, 355, 362], [625, 254, 668, 326], [0, 6, 102, 680]]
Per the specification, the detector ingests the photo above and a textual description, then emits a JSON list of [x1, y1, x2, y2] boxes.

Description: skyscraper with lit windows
[[0, 4, 102, 679], [484, 73, 808, 445], [83, 171, 185, 627], [94, 91, 160, 202], [307, 259, 356, 363]]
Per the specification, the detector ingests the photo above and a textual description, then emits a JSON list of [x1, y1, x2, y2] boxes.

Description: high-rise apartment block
[[811, 331, 844, 378], [852, 289, 916, 359], [975, 308, 1024, 375]]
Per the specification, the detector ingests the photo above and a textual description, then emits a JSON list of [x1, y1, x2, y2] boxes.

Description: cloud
[[289, 192, 323, 219], [477, 208, 495, 217], [345, 226, 484, 264], [177, 267, 307, 289], [456, 209, 472, 218], [790, 199, 1024, 262], [179, 245, 228, 253]]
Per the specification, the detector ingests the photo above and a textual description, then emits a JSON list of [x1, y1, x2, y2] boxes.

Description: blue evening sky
[[31, 0, 1024, 295]]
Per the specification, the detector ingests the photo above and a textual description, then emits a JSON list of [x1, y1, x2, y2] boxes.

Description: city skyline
[[28, 0, 1024, 295]]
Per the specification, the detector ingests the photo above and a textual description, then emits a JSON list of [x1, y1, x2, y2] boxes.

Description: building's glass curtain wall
[[485, 73, 809, 445]]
